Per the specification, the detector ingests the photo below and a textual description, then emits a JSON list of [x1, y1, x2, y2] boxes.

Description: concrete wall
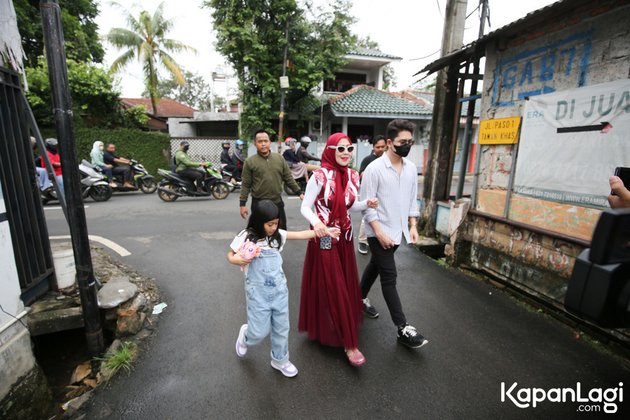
[[0, 185, 53, 418], [168, 118, 197, 137], [458, 1, 630, 313]]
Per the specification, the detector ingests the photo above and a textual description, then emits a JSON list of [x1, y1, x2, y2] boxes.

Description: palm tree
[[105, 2, 196, 114]]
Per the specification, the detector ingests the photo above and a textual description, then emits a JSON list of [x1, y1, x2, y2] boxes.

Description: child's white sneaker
[[235, 324, 248, 357], [270, 360, 298, 377]]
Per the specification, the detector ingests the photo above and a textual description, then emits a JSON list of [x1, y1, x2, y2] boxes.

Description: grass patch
[[97, 341, 137, 376], [434, 258, 449, 268]]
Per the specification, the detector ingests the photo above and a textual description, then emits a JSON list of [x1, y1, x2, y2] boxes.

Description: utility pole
[[456, 0, 488, 199], [277, 19, 289, 150], [40, 0, 104, 359], [422, 0, 468, 236]]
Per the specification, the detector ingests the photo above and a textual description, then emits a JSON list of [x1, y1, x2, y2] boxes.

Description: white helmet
[[300, 136, 311, 145]]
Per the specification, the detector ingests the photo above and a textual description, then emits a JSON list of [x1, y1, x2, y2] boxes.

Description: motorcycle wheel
[[89, 185, 113, 202], [158, 182, 178, 202], [211, 182, 230, 200], [140, 178, 158, 194]]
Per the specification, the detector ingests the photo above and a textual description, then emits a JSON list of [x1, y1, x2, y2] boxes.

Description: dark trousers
[[99, 165, 113, 182], [223, 163, 241, 180], [179, 168, 205, 188], [112, 166, 132, 183], [360, 237, 406, 326], [252, 198, 286, 230]]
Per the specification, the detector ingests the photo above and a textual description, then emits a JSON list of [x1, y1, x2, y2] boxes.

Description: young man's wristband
[[239, 200, 247, 207]]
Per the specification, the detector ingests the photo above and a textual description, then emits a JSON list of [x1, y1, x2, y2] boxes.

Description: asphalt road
[[44, 191, 630, 419]]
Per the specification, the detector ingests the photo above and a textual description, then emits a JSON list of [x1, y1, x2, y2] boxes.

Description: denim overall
[[244, 247, 290, 364]]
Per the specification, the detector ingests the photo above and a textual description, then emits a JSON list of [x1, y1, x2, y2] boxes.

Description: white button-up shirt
[[360, 153, 420, 245]]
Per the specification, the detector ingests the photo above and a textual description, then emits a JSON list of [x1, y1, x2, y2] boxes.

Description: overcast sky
[[95, 0, 558, 98]]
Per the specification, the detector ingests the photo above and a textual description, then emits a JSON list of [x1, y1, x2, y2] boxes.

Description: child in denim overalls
[[228, 200, 339, 377]]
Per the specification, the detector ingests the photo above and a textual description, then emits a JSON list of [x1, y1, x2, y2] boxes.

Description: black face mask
[[183, 146, 190, 152], [393, 143, 411, 157]]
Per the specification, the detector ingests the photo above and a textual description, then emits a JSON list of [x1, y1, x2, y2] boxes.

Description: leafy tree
[[14, 0, 104, 66], [105, 1, 196, 116], [24, 57, 139, 128], [142, 70, 224, 111], [205, 0, 355, 137], [354, 36, 397, 91]]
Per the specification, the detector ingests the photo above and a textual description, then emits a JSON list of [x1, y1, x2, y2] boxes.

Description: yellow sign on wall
[[478, 116, 521, 144]]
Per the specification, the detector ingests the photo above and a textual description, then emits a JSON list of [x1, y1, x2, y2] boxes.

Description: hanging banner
[[514, 79, 630, 208]]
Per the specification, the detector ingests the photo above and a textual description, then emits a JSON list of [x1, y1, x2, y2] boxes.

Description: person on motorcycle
[[297, 135, 321, 165], [175, 141, 208, 192], [104, 143, 135, 189], [90, 140, 117, 188], [40, 138, 64, 196], [31, 136, 52, 193], [220, 141, 240, 183], [234, 139, 246, 173], [282, 137, 309, 180]]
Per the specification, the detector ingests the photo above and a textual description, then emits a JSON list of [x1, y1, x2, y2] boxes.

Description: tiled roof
[[347, 47, 402, 60], [329, 85, 432, 118], [120, 98, 197, 118]]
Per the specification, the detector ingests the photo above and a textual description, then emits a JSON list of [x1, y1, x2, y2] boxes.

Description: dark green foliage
[[26, 58, 122, 127], [42, 127, 171, 176], [14, 0, 104, 66], [205, 0, 355, 137]]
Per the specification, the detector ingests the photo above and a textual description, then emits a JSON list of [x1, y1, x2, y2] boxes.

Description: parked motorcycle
[[110, 159, 157, 194], [156, 165, 231, 202]]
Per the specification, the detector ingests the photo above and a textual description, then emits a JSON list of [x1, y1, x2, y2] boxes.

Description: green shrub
[[41, 127, 170, 176]]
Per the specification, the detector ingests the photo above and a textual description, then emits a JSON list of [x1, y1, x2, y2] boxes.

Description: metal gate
[[0, 66, 54, 304]]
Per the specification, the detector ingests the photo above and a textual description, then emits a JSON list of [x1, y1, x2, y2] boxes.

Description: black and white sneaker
[[357, 242, 369, 255], [362, 298, 379, 318], [397, 324, 428, 348]]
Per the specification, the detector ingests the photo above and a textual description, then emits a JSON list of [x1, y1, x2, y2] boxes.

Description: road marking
[[286, 196, 300, 200], [49, 235, 131, 257], [45, 206, 89, 210]]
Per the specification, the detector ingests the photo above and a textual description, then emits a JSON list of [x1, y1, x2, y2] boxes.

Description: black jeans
[[251, 198, 286, 230], [179, 168, 205, 188], [112, 166, 132, 183], [360, 237, 406, 326]]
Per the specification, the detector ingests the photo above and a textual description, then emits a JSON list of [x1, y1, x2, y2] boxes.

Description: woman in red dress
[[299, 133, 378, 366]]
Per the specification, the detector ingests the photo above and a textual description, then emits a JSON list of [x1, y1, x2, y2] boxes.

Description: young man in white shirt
[[359, 119, 428, 349]]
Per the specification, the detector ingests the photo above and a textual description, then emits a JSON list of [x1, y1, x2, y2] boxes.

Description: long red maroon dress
[[298, 167, 363, 349]]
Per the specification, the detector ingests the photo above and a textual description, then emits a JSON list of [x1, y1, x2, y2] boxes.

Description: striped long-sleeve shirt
[[360, 153, 420, 245]]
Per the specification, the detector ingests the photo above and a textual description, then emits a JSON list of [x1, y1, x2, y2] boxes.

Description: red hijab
[[321, 133, 351, 225]]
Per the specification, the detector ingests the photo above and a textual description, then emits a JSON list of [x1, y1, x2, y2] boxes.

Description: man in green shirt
[[239, 130, 303, 229], [175, 141, 208, 192]]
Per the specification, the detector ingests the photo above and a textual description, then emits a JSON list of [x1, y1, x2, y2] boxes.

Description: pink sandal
[[345, 348, 366, 367]]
